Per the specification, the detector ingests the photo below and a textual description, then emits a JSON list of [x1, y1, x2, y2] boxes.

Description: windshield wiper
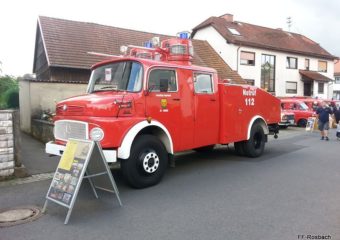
[[93, 86, 119, 92], [100, 86, 118, 90]]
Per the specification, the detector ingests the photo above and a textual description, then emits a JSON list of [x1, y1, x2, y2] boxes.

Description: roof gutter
[[233, 40, 336, 61]]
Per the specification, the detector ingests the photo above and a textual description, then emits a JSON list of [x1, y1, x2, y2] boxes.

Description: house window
[[305, 59, 310, 70], [240, 51, 255, 66], [318, 82, 324, 94], [333, 91, 340, 100], [335, 76, 340, 84], [318, 61, 327, 72], [261, 54, 275, 92], [286, 81, 297, 94], [228, 28, 241, 35], [245, 79, 255, 86], [286, 57, 298, 69]]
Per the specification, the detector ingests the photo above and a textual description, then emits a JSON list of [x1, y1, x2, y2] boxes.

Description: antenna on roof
[[286, 17, 292, 32], [87, 52, 122, 58]]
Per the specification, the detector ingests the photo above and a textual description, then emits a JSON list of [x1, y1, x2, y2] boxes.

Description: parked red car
[[280, 99, 315, 127], [279, 110, 295, 128]]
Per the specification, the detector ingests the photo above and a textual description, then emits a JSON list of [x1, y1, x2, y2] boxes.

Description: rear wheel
[[243, 124, 266, 158], [234, 141, 246, 156], [121, 135, 168, 188]]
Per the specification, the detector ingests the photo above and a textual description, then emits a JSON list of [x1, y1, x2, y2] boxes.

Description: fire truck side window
[[194, 73, 213, 94], [148, 69, 177, 92]]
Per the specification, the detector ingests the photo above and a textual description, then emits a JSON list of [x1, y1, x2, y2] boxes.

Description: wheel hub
[[142, 152, 159, 173]]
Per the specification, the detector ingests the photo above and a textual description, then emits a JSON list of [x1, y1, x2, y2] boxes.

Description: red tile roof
[[192, 16, 336, 60], [299, 70, 333, 82], [36, 16, 245, 84]]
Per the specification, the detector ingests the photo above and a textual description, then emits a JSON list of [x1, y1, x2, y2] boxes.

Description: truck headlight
[[90, 127, 104, 141]]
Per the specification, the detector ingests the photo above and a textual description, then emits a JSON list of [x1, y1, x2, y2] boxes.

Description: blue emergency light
[[178, 32, 189, 39], [144, 41, 153, 48]]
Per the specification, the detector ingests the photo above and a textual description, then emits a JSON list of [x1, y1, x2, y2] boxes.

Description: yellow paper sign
[[58, 140, 78, 171]]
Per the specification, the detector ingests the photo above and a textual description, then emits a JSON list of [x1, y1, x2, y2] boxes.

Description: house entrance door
[[303, 82, 312, 96]]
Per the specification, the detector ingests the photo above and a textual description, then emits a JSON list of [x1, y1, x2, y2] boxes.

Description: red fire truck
[[46, 34, 281, 188]]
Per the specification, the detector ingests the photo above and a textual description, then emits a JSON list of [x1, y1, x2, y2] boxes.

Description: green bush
[[0, 75, 19, 109], [3, 87, 19, 108]]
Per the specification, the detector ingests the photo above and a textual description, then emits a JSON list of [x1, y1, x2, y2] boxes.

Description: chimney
[[220, 14, 234, 22]]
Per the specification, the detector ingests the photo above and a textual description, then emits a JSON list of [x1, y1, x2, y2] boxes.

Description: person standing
[[333, 105, 340, 140], [316, 101, 333, 141], [334, 104, 340, 124]]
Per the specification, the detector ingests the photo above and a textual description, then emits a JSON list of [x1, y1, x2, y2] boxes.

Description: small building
[[333, 61, 340, 100], [192, 14, 336, 98], [20, 16, 244, 136]]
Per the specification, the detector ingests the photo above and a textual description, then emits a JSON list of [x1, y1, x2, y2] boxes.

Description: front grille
[[54, 120, 88, 141], [287, 115, 295, 121]]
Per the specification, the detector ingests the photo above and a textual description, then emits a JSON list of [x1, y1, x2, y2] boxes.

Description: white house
[[192, 14, 336, 98]]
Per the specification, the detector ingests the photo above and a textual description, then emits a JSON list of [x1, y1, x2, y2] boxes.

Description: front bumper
[[279, 119, 295, 126], [46, 141, 117, 163]]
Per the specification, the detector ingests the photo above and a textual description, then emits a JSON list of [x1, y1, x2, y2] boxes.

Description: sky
[[0, 0, 339, 76]]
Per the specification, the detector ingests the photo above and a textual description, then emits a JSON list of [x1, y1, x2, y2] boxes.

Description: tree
[[0, 75, 19, 109]]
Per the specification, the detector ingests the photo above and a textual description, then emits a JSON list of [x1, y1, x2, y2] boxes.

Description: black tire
[[193, 145, 215, 152], [297, 119, 307, 128], [121, 135, 168, 189], [243, 124, 266, 158], [234, 141, 246, 156]]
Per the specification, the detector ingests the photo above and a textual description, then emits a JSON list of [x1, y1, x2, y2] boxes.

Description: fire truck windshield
[[88, 61, 143, 93]]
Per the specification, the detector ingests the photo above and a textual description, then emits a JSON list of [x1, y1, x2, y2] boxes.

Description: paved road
[[20, 132, 58, 175], [1, 128, 339, 240]]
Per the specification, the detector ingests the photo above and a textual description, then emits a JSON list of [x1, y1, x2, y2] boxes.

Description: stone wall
[[0, 110, 15, 177], [0, 110, 24, 179], [31, 119, 54, 143]]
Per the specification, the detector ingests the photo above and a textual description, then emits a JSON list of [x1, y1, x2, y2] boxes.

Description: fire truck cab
[[46, 34, 280, 188]]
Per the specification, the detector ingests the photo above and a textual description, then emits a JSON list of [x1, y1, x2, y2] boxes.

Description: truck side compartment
[[219, 84, 281, 144]]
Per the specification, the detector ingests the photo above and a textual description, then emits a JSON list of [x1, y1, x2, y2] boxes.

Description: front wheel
[[121, 135, 168, 188], [243, 124, 266, 158], [297, 119, 307, 128]]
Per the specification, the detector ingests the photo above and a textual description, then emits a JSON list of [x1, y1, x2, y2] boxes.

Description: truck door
[[145, 68, 182, 150], [193, 72, 219, 147]]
